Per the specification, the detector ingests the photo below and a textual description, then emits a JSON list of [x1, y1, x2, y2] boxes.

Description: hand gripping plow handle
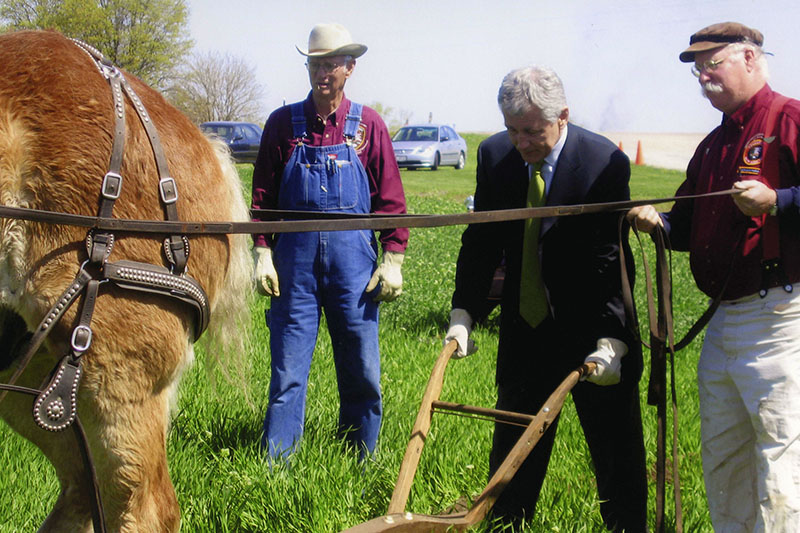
[[343, 340, 596, 532]]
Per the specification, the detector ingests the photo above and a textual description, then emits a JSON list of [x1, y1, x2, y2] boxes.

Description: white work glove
[[366, 251, 404, 302], [582, 337, 628, 386], [445, 308, 478, 359], [253, 246, 280, 297]]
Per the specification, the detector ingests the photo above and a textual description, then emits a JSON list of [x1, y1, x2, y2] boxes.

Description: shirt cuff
[[776, 187, 794, 215]]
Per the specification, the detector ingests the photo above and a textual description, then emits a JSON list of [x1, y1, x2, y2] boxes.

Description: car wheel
[[455, 152, 465, 170], [431, 152, 440, 171]]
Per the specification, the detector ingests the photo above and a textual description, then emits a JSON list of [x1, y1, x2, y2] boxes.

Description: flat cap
[[679, 21, 763, 63]]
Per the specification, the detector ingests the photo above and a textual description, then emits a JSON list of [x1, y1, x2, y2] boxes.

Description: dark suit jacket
[[452, 124, 639, 371]]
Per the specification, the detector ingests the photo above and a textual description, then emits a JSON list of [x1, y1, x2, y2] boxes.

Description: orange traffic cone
[[635, 140, 644, 166], [618, 141, 624, 151]]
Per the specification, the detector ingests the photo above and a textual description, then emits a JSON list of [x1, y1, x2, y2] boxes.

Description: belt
[[723, 281, 800, 305]]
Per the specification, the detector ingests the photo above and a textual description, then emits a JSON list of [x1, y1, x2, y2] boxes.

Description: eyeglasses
[[305, 59, 346, 74], [691, 57, 726, 77]]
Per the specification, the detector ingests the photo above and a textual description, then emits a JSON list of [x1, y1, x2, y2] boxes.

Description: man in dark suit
[[445, 66, 647, 531]]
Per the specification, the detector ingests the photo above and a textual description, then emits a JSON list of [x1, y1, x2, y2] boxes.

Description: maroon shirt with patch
[[663, 85, 800, 299], [251, 93, 408, 253]]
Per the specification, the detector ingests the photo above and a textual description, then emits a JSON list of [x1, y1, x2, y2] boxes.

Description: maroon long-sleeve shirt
[[663, 85, 800, 299]]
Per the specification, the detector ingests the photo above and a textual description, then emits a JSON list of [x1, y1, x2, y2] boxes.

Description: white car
[[391, 124, 467, 170]]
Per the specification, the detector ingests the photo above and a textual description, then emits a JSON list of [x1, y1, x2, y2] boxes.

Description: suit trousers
[[489, 315, 648, 532]]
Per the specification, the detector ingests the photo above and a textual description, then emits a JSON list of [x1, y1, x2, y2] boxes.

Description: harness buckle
[[101, 172, 123, 200], [70, 325, 93, 353], [159, 177, 178, 204], [100, 61, 120, 80]]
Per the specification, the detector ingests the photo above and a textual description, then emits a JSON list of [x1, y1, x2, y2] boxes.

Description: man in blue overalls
[[251, 23, 409, 460]]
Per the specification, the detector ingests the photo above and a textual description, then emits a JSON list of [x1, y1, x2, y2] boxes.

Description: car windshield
[[393, 127, 438, 142], [202, 125, 231, 138]]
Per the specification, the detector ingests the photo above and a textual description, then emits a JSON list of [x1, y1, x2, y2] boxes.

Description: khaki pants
[[699, 284, 800, 532]]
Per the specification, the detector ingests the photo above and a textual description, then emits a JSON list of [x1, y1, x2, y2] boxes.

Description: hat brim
[[679, 41, 728, 62], [296, 43, 367, 59]]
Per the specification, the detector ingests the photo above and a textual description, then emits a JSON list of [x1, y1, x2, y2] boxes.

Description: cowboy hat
[[296, 23, 367, 58]]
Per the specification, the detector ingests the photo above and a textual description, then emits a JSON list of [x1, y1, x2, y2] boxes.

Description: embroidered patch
[[353, 123, 368, 152], [743, 133, 764, 166], [738, 166, 761, 176]]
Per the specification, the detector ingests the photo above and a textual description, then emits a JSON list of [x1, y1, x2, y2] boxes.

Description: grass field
[[0, 134, 711, 532]]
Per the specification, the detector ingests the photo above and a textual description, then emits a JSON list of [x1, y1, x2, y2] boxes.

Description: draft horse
[[0, 30, 251, 531]]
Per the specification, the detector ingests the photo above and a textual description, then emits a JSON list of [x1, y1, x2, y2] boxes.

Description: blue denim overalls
[[262, 102, 381, 459]]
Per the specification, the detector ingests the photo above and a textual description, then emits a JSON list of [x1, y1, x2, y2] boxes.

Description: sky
[[186, 0, 800, 134]]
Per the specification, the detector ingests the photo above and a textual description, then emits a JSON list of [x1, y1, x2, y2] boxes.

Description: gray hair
[[497, 66, 567, 122], [725, 42, 769, 79]]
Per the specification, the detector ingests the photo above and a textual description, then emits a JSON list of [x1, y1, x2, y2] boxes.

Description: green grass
[[0, 136, 712, 532]]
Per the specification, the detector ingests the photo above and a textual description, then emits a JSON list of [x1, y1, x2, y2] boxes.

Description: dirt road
[[601, 132, 707, 171]]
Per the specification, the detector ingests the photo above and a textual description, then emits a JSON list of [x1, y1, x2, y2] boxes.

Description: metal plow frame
[[343, 341, 595, 532]]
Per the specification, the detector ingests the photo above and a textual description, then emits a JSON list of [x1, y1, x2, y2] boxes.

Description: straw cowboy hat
[[296, 23, 367, 58]]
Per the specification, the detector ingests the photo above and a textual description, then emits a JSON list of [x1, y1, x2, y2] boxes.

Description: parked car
[[200, 121, 263, 164], [391, 124, 467, 170]]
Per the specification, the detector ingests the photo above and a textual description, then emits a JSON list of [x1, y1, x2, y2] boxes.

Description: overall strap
[[290, 102, 307, 140], [344, 102, 363, 141]]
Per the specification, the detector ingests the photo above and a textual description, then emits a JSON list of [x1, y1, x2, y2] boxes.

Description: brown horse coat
[[0, 30, 251, 532]]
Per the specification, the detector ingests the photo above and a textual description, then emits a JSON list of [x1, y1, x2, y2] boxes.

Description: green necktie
[[519, 163, 548, 327]]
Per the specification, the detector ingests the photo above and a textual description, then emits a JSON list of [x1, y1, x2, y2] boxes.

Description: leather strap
[[0, 189, 742, 236], [103, 260, 210, 340], [0, 268, 93, 399], [72, 38, 189, 273], [0, 380, 106, 533], [620, 224, 684, 533], [620, 219, 743, 533]]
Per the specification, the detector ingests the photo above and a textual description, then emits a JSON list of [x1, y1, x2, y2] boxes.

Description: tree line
[[0, 0, 266, 124], [0, 1, 415, 129]]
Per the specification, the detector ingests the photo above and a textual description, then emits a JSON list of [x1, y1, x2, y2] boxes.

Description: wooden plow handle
[[342, 342, 596, 532]]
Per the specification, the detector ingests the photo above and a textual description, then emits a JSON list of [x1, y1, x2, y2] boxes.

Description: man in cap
[[446, 65, 647, 531], [251, 22, 408, 460], [628, 22, 800, 530]]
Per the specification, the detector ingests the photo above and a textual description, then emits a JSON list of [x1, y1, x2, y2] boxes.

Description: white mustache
[[702, 82, 724, 95]]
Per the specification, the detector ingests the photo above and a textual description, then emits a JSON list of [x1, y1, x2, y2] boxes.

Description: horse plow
[[343, 340, 596, 532]]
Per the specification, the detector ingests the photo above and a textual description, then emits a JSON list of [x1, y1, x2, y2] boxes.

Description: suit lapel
[[542, 125, 581, 237], [503, 145, 530, 208]]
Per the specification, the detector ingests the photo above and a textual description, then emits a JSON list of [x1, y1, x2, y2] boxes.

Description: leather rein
[[619, 221, 739, 533], [0, 189, 738, 235]]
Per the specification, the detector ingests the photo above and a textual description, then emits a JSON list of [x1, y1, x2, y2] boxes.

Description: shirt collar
[[526, 123, 568, 173], [722, 84, 772, 129], [546, 124, 568, 168], [304, 92, 351, 126]]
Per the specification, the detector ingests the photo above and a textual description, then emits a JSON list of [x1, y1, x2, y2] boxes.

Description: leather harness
[[0, 40, 211, 533]]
